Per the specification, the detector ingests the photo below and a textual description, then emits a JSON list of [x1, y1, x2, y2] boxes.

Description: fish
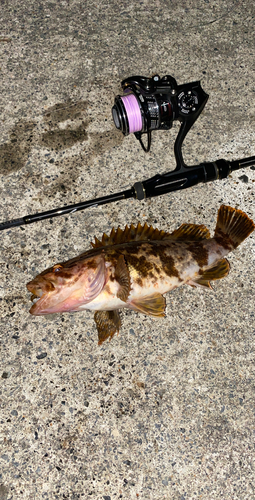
[[27, 205, 254, 345]]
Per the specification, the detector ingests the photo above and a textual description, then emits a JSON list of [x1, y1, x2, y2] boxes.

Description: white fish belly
[[78, 272, 189, 312]]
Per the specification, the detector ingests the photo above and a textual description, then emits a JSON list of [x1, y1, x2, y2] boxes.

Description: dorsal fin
[[169, 223, 210, 241], [90, 223, 173, 248]]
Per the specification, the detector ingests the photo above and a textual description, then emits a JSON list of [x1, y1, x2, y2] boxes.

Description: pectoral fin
[[130, 293, 166, 317], [115, 255, 131, 302], [188, 258, 230, 289], [94, 310, 121, 345]]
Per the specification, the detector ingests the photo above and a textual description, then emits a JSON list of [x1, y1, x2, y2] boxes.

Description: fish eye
[[53, 264, 63, 273]]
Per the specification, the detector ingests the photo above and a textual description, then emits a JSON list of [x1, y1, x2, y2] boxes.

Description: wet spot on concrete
[[0, 121, 36, 175], [43, 100, 88, 124], [0, 99, 123, 179], [41, 100, 90, 149], [0, 484, 9, 500], [90, 127, 124, 154], [40, 125, 88, 149]]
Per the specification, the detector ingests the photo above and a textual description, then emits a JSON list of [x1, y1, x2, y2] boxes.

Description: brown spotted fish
[[27, 205, 254, 344]]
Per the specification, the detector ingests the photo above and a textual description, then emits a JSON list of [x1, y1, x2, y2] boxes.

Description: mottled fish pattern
[[27, 205, 254, 344]]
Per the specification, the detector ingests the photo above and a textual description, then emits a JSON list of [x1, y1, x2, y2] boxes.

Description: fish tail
[[214, 205, 255, 249]]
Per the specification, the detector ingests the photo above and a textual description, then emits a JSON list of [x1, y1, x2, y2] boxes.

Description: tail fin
[[214, 205, 255, 249]]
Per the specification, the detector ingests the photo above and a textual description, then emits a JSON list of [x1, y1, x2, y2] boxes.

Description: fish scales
[[27, 205, 255, 344]]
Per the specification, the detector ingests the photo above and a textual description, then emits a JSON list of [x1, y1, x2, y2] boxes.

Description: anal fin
[[94, 310, 121, 345], [188, 258, 230, 289], [130, 293, 166, 317]]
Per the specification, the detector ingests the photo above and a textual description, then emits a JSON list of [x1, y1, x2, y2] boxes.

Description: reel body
[[112, 74, 209, 161]]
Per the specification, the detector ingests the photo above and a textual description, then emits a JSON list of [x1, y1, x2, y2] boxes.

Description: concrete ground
[[0, 0, 255, 499]]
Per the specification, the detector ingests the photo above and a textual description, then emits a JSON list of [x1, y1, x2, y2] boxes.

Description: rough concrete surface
[[0, 0, 255, 499]]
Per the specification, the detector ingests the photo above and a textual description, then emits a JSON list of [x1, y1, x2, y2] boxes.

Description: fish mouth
[[31, 293, 41, 304], [26, 279, 56, 314], [28, 292, 46, 315]]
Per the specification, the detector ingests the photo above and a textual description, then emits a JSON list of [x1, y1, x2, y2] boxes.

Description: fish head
[[26, 254, 106, 315]]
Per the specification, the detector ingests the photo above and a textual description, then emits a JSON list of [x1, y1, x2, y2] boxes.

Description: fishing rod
[[0, 74, 254, 231]]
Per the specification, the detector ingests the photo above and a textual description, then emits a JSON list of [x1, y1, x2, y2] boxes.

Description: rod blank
[[0, 156, 254, 231]]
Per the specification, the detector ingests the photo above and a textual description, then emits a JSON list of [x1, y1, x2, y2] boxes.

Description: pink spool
[[121, 94, 143, 133]]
